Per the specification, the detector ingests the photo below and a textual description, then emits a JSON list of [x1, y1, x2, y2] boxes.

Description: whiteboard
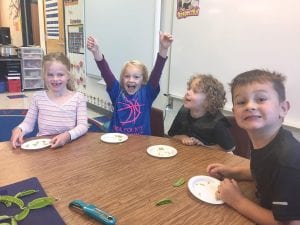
[[169, 0, 300, 128], [84, 0, 161, 80]]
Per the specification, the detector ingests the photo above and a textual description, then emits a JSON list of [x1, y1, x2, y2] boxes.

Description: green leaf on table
[[156, 198, 172, 206], [173, 177, 185, 187]]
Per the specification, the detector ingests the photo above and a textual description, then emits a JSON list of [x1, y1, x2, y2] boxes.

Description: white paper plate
[[146, 145, 177, 158], [188, 175, 224, 204], [21, 138, 52, 150], [100, 133, 128, 143]]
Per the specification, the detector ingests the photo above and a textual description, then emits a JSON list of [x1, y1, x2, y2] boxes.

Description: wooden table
[[0, 133, 256, 225]]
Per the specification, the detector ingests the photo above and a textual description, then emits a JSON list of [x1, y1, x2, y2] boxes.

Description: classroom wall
[[0, 0, 182, 133], [159, 1, 183, 133], [0, 0, 46, 49], [160, 1, 300, 133], [152, 0, 300, 134], [168, 0, 300, 129], [0, 0, 23, 47], [64, 0, 86, 93], [37, 0, 45, 51], [83, 1, 178, 133]]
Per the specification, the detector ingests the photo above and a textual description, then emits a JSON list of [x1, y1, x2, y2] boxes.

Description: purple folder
[[0, 177, 66, 225]]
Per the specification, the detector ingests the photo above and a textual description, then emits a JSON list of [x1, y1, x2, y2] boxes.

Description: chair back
[[0, 109, 38, 141], [88, 115, 112, 133], [150, 107, 165, 137], [226, 116, 251, 159]]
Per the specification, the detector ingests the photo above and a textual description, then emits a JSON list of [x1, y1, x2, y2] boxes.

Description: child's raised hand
[[159, 32, 174, 49], [87, 36, 103, 61], [158, 32, 174, 58], [86, 36, 98, 52]]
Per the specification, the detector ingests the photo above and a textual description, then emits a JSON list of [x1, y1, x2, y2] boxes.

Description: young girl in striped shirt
[[11, 52, 88, 149]]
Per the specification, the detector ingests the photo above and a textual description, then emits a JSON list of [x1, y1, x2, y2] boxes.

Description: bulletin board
[[84, 0, 161, 80], [68, 24, 84, 54], [168, 0, 300, 128]]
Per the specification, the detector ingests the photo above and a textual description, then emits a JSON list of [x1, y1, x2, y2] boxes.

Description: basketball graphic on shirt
[[117, 98, 144, 125]]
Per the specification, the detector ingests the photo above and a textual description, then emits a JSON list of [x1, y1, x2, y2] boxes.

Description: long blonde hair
[[42, 52, 76, 91]]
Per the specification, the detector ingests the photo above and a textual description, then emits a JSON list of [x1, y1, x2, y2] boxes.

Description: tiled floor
[[1, 91, 32, 109], [0, 91, 100, 118]]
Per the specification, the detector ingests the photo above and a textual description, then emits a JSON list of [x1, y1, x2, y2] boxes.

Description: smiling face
[[232, 81, 289, 136], [44, 61, 70, 94], [121, 64, 144, 95]]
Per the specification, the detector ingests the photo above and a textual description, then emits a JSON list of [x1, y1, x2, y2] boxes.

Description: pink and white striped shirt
[[18, 91, 88, 140]]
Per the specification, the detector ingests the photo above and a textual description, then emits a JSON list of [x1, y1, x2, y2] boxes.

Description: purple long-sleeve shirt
[[95, 53, 167, 90], [94, 53, 167, 135]]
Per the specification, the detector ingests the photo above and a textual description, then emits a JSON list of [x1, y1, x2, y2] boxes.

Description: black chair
[[150, 107, 165, 137], [226, 116, 251, 159]]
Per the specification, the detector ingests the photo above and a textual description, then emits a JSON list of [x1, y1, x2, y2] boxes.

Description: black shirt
[[251, 127, 300, 221], [168, 106, 235, 151]]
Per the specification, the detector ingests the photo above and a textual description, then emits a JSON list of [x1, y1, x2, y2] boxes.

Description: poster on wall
[[64, 0, 78, 5], [68, 24, 84, 54], [45, 0, 59, 39], [177, 0, 200, 19]]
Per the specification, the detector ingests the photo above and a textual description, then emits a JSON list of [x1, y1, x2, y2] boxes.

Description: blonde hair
[[42, 52, 76, 91], [119, 60, 149, 87], [187, 74, 226, 114]]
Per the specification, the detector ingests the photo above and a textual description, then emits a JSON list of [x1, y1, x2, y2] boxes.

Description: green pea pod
[[28, 197, 55, 209], [14, 208, 30, 221], [0, 215, 11, 221], [0, 200, 12, 207], [156, 198, 172, 206], [14, 189, 39, 198], [173, 177, 185, 187], [0, 223, 11, 225], [11, 218, 18, 225], [0, 196, 24, 208]]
